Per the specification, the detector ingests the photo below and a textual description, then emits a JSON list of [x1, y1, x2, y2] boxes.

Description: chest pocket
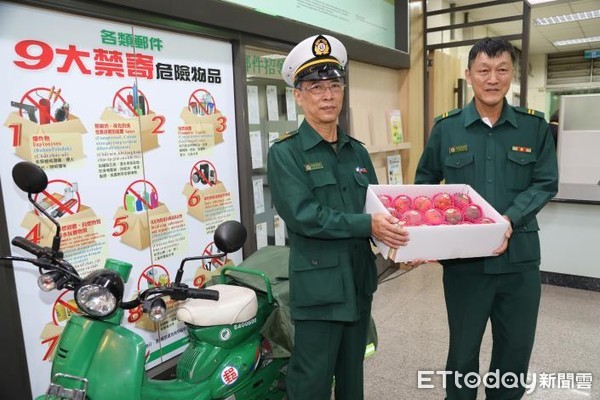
[[444, 153, 475, 184], [506, 152, 537, 191], [307, 169, 338, 205], [353, 172, 369, 207]]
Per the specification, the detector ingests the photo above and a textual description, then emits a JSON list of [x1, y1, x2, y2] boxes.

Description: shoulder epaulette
[[433, 108, 462, 124], [514, 106, 545, 119], [274, 130, 298, 143]]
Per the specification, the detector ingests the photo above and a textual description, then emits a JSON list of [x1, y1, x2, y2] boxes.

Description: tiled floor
[[364, 263, 600, 399]]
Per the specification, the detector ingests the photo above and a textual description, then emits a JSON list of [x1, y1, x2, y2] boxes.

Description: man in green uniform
[[267, 34, 409, 400], [415, 37, 558, 399]]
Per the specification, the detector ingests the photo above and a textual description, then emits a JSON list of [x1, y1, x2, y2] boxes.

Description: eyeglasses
[[298, 81, 345, 95]]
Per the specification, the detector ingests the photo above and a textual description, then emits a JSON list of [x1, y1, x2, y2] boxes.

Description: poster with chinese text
[[0, 3, 241, 396]]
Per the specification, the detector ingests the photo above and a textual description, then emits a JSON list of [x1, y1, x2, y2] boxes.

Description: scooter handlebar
[[186, 288, 219, 301], [127, 286, 220, 308], [12, 236, 48, 257]]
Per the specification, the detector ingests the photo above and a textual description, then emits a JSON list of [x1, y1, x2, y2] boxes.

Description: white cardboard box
[[365, 184, 509, 262]]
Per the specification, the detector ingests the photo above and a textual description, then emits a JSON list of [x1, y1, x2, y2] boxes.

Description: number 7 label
[[8, 124, 22, 147]]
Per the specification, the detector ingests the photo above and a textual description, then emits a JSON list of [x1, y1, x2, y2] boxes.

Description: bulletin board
[[245, 47, 303, 249], [0, 2, 241, 396], [555, 94, 600, 202]]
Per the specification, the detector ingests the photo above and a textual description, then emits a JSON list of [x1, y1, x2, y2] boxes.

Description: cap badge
[[312, 36, 331, 57]]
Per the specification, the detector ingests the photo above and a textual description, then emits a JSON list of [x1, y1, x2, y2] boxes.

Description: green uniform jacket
[[415, 100, 559, 274], [267, 120, 378, 321]]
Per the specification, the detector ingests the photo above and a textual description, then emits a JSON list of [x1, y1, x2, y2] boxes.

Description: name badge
[[305, 162, 323, 171], [449, 144, 468, 154]]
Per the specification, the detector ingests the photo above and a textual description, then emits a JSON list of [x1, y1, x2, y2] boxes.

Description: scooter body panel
[[177, 294, 274, 396], [208, 336, 262, 398], [48, 314, 146, 400], [140, 377, 211, 400], [231, 357, 287, 400], [186, 293, 272, 349]]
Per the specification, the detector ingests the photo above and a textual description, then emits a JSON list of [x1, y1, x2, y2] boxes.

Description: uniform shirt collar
[[463, 99, 518, 129], [299, 119, 349, 151]]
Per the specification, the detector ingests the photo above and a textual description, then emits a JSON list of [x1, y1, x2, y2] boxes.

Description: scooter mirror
[[213, 220, 247, 254], [12, 161, 48, 195]]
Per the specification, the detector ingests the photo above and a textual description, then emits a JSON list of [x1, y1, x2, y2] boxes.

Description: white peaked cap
[[281, 34, 348, 87]]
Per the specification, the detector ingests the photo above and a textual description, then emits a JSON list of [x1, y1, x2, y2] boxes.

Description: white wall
[[526, 53, 550, 116]]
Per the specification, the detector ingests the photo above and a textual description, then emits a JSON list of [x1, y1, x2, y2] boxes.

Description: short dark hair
[[468, 37, 516, 69]]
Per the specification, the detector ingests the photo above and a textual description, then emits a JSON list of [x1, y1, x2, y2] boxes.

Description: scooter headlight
[[145, 298, 168, 323], [37, 271, 66, 291], [75, 270, 124, 318]]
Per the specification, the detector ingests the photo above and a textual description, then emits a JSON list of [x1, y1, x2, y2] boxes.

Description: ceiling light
[[554, 36, 600, 47], [534, 9, 600, 25]]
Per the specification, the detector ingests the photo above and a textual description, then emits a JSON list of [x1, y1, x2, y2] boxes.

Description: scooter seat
[[176, 284, 258, 326]]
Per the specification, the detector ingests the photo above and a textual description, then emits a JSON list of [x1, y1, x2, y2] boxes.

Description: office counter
[[538, 199, 600, 290]]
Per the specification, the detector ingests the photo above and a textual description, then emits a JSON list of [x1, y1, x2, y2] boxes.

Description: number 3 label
[[216, 116, 227, 133]]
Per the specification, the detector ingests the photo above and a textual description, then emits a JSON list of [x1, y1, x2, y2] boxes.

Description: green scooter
[[1, 161, 287, 400]]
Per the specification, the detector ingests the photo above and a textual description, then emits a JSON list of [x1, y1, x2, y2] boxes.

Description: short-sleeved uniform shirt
[[415, 100, 558, 274], [267, 120, 378, 321]]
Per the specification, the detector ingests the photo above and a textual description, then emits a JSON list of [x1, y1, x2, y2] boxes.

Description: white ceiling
[[443, 0, 600, 55]]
